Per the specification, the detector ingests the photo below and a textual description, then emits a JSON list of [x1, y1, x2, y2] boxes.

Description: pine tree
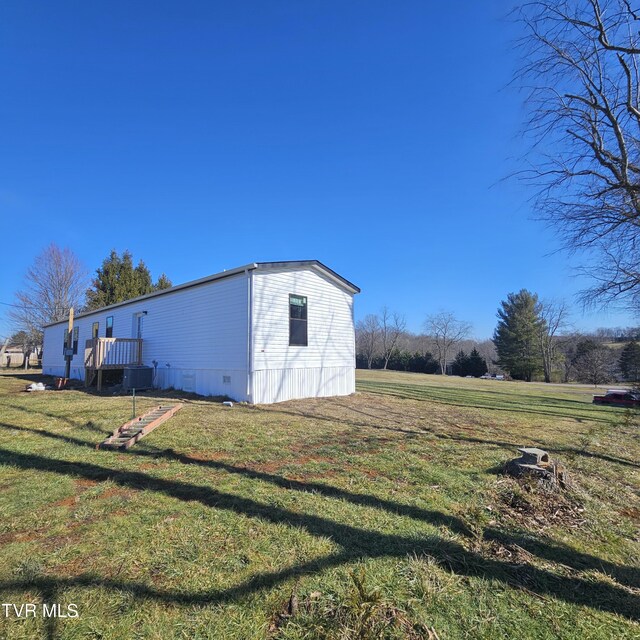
[[85, 250, 171, 310], [133, 259, 154, 297], [619, 340, 640, 382], [467, 348, 488, 377], [451, 350, 469, 376], [154, 273, 173, 290], [493, 290, 545, 381]]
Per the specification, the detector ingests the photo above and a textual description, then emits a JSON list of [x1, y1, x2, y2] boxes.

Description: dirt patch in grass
[[243, 460, 282, 474], [138, 462, 171, 471], [51, 478, 103, 507], [44, 518, 99, 549], [287, 454, 335, 466], [619, 507, 640, 522], [357, 467, 385, 480], [184, 451, 228, 462], [98, 487, 135, 501], [52, 495, 78, 508], [0, 530, 40, 544], [51, 556, 97, 577], [233, 448, 340, 476], [74, 478, 98, 488]]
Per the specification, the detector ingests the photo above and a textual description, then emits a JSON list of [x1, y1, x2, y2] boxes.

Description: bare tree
[[475, 339, 500, 374], [425, 312, 471, 375], [9, 244, 87, 344], [537, 299, 571, 383], [356, 314, 381, 369], [557, 332, 584, 382], [379, 307, 406, 370], [575, 344, 617, 385], [515, 0, 640, 312]]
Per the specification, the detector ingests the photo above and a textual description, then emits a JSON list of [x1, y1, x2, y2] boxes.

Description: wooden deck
[[84, 338, 143, 389]]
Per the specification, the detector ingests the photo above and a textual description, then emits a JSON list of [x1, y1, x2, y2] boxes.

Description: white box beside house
[[42, 261, 360, 404]]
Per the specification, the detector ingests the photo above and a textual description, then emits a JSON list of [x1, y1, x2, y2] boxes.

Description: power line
[[0, 300, 49, 310]]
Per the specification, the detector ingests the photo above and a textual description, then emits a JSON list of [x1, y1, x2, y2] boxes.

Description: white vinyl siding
[[250, 266, 355, 403], [252, 267, 355, 371], [43, 272, 249, 399]]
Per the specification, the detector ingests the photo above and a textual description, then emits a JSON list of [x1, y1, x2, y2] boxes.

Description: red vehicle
[[592, 389, 640, 407]]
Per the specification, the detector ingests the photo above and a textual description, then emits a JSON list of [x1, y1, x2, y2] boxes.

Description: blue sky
[[0, 1, 636, 340]]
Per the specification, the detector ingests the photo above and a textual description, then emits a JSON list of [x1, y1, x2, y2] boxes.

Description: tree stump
[[505, 447, 571, 490]]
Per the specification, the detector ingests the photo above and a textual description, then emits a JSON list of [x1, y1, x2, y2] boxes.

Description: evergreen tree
[[619, 340, 640, 382], [134, 259, 154, 296], [85, 250, 172, 311], [409, 351, 438, 374], [467, 347, 488, 377], [451, 348, 488, 377], [154, 273, 173, 290], [451, 350, 469, 376], [493, 290, 545, 381]]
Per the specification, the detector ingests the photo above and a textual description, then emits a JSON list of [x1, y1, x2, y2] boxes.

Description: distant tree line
[[356, 350, 439, 374], [356, 308, 493, 376], [356, 294, 640, 386]]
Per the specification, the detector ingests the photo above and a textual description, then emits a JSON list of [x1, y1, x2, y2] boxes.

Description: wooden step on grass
[[98, 403, 183, 451]]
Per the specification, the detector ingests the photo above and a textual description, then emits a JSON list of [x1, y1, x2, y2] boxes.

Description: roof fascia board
[[44, 263, 258, 328]]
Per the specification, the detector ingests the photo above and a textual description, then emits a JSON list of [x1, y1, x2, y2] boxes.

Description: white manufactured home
[[42, 261, 360, 404]]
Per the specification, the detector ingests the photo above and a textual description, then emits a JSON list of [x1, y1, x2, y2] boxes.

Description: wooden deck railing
[[84, 338, 143, 370]]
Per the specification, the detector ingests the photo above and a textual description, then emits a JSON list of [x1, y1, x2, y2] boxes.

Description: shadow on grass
[[0, 371, 49, 385], [0, 446, 638, 624], [144, 446, 473, 536], [0, 420, 471, 537], [144, 445, 640, 591], [483, 528, 640, 590], [4, 417, 637, 594], [358, 380, 616, 424], [271, 405, 640, 469], [0, 422, 105, 447], [1, 401, 90, 429]]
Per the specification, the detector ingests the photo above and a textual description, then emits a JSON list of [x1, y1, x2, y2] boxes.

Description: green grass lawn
[[0, 369, 638, 639]]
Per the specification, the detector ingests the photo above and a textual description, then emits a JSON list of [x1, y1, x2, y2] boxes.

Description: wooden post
[[64, 307, 74, 380]]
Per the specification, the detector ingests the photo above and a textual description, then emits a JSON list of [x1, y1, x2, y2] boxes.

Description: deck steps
[[98, 403, 183, 450]]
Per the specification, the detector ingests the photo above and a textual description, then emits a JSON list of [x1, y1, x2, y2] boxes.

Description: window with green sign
[[289, 294, 308, 346]]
